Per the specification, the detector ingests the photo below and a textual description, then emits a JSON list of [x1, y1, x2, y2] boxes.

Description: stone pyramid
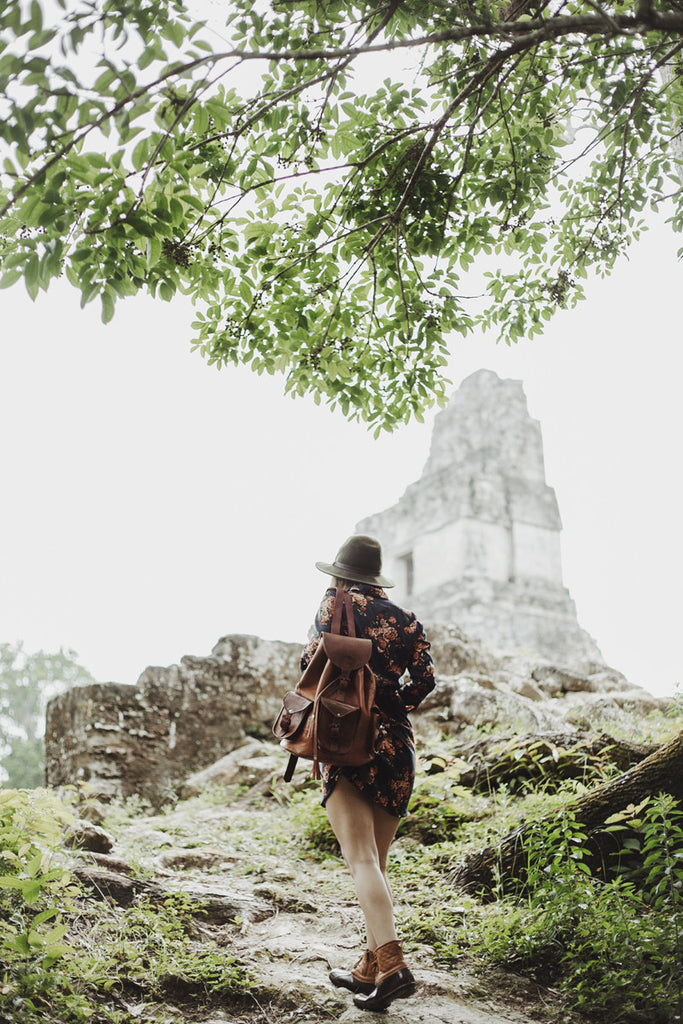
[[357, 369, 603, 668]]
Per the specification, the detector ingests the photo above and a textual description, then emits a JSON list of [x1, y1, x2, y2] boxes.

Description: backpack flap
[[317, 697, 361, 755], [321, 632, 372, 672], [272, 691, 312, 740]]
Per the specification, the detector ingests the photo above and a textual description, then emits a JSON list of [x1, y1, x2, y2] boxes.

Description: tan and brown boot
[[353, 940, 415, 1011], [329, 948, 377, 995]]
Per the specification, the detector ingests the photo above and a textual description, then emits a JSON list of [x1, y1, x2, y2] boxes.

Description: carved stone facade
[[358, 369, 603, 667]]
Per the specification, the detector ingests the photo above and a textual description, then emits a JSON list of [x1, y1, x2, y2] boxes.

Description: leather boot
[[329, 948, 377, 995], [353, 940, 415, 1011]]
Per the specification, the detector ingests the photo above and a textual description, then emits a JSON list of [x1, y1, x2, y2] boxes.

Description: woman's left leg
[[373, 802, 400, 878]]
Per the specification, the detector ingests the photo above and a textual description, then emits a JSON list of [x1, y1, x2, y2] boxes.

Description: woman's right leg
[[325, 777, 398, 950]]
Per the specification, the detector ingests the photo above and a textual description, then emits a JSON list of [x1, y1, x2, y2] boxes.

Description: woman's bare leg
[[373, 799, 400, 909], [326, 778, 400, 950]]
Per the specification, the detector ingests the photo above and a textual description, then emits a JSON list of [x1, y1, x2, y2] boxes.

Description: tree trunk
[[450, 729, 683, 897]]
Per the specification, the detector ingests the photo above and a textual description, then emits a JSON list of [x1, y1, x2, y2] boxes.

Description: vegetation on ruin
[[1, 0, 683, 429], [0, 789, 254, 1023]]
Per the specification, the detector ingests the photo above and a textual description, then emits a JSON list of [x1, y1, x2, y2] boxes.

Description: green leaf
[[29, 0, 43, 32], [146, 236, 162, 266], [131, 137, 150, 171], [24, 255, 40, 300], [22, 879, 43, 904], [101, 290, 115, 324], [125, 214, 155, 238], [0, 268, 23, 289]]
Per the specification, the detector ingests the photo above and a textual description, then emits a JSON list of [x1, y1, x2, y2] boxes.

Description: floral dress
[[301, 584, 435, 818]]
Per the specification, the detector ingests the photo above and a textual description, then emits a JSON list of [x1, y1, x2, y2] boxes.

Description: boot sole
[[356, 979, 416, 1012]]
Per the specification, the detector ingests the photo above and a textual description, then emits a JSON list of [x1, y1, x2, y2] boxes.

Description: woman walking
[[301, 535, 435, 1012]]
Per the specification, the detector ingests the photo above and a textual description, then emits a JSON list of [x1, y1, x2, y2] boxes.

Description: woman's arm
[[398, 619, 435, 713]]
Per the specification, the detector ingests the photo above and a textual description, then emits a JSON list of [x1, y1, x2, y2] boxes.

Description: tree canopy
[[1, 0, 681, 429], [0, 642, 96, 788]]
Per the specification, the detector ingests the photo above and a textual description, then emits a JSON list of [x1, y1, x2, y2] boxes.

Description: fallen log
[[450, 729, 683, 896]]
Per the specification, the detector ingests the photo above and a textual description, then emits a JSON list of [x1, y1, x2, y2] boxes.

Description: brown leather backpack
[[272, 591, 377, 781]]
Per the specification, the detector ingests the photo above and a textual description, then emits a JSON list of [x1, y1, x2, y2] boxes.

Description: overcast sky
[[1, 207, 681, 697]]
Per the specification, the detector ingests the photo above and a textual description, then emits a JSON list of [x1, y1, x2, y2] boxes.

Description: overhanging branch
[[181, 11, 683, 65]]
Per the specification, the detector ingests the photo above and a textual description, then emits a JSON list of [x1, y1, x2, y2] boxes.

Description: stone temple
[[358, 369, 603, 667]]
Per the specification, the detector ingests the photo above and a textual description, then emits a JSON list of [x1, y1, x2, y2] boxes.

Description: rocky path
[[226, 908, 545, 1024], [76, 792, 571, 1024]]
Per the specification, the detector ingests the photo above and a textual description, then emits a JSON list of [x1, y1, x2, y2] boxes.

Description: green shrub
[[0, 788, 87, 1023], [0, 788, 76, 963], [381, 834, 477, 963], [471, 796, 683, 1022], [400, 790, 476, 845], [0, 788, 253, 1023], [79, 893, 252, 1000], [563, 882, 678, 1023]]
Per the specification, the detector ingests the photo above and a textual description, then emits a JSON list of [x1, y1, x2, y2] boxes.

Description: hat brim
[[315, 560, 394, 588]]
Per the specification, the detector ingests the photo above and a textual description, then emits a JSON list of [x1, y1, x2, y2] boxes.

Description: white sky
[[0, 209, 681, 697]]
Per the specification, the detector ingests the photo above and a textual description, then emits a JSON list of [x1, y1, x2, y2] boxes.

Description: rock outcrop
[[415, 625, 663, 740], [358, 369, 602, 667], [45, 634, 301, 808]]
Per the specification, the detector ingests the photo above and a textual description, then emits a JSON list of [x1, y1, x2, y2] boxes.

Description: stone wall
[[45, 635, 302, 808]]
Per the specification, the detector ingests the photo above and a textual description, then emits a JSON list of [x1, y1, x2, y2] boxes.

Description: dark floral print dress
[[301, 584, 435, 818]]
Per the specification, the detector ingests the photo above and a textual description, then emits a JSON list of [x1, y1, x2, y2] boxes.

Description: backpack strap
[[284, 753, 298, 782], [284, 751, 321, 783], [331, 590, 357, 637], [343, 593, 357, 637]]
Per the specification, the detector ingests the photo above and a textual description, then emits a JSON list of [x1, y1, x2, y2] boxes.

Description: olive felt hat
[[316, 535, 395, 588]]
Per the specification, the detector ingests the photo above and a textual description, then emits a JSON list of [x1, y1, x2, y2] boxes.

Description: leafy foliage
[[0, 643, 96, 788], [0, 788, 253, 1024], [1, 0, 682, 428], [0, 788, 81, 1019], [457, 735, 623, 794], [78, 893, 253, 1001], [469, 796, 683, 1022]]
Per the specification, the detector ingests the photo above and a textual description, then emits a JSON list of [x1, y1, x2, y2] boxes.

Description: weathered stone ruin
[[45, 619, 663, 809], [46, 369, 665, 808], [358, 369, 602, 667], [45, 635, 301, 807]]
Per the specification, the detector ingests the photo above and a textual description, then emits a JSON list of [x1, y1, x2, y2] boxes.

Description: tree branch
[[4, 6, 683, 226], [170, 13, 683, 66]]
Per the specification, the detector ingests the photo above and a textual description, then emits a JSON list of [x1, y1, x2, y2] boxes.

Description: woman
[[301, 534, 435, 1012]]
